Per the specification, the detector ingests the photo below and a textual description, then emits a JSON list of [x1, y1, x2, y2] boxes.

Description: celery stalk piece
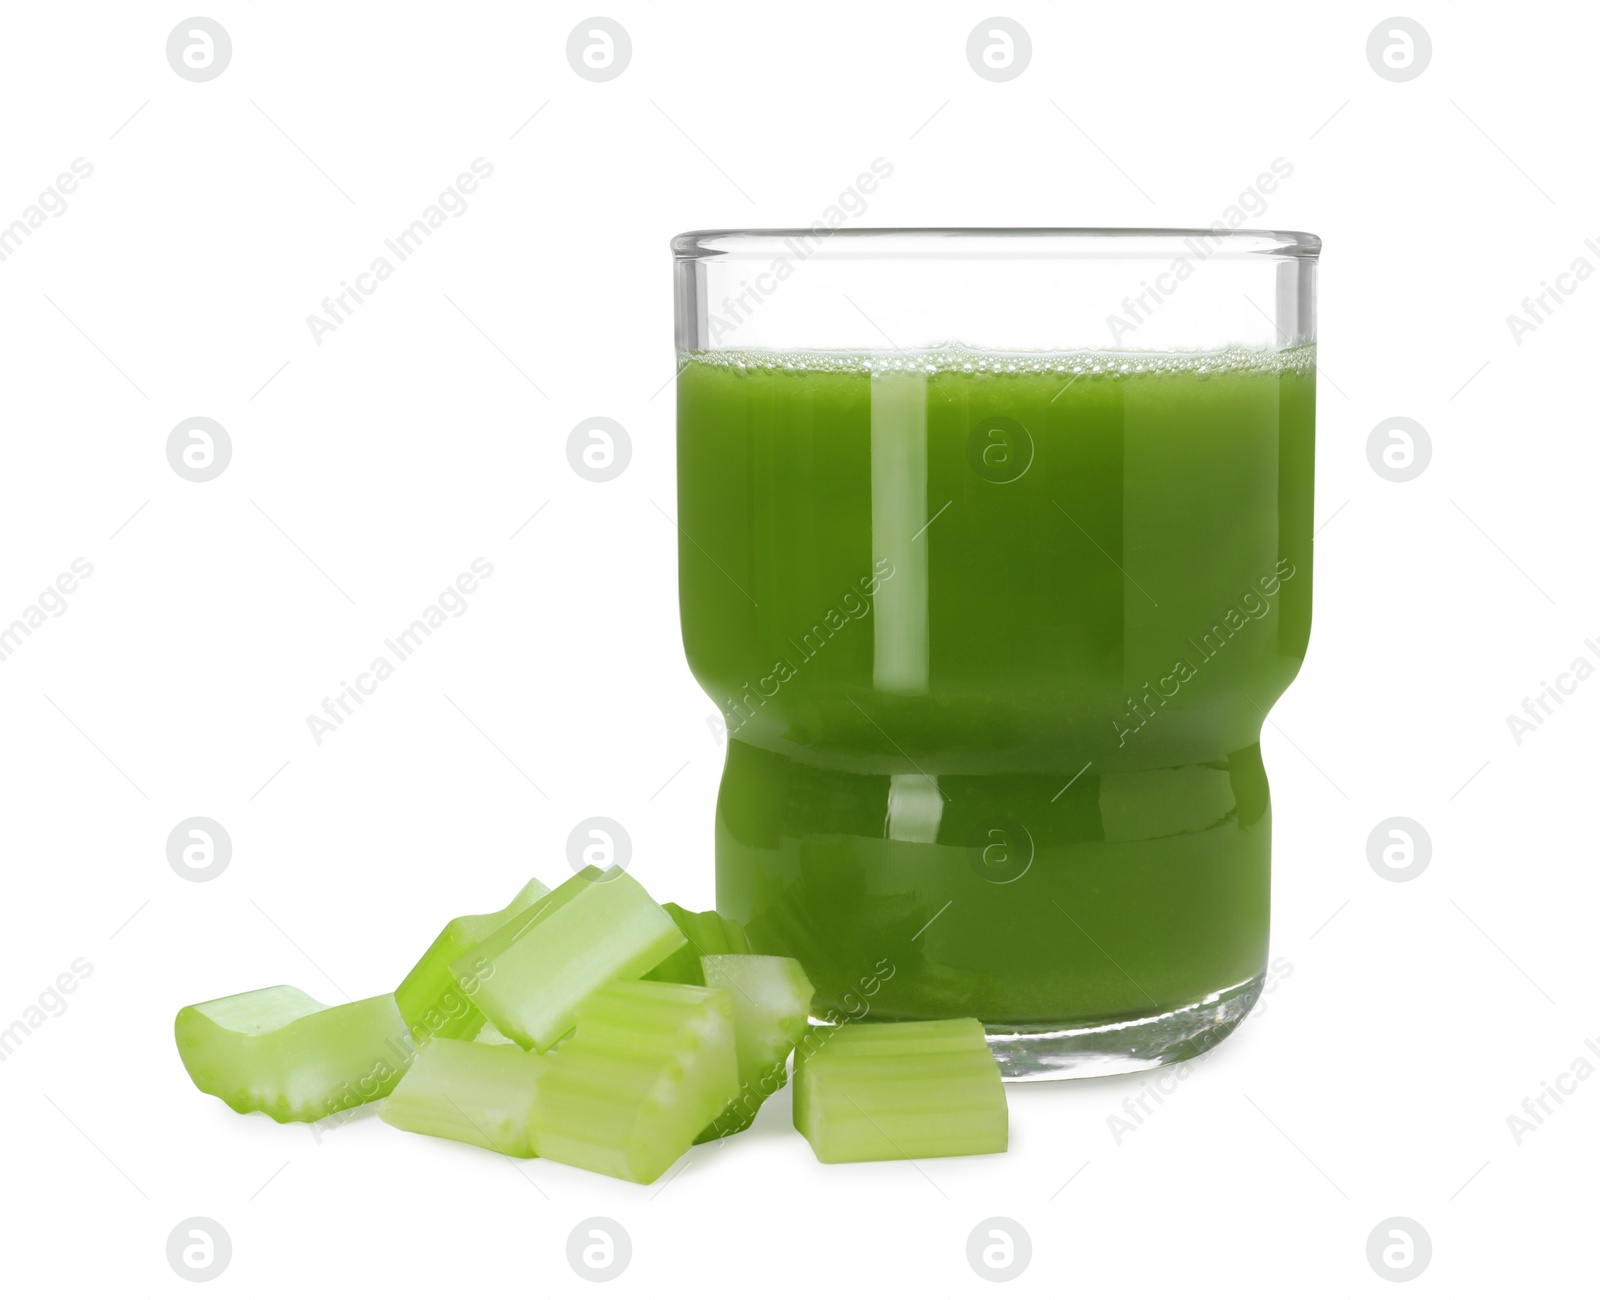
[[394, 877, 550, 1044], [529, 981, 737, 1183], [644, 903, 752, 985], [696, 954, 814, 1142], [457, 868, 685, 1051], [378, 1037, 549, 1158], [175, 986, 414, 1123], [793, 1018, 1007, 1163]]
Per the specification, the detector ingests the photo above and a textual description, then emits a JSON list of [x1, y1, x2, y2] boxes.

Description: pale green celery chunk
[[644, 903, 751, 985], [529, 980, 737, 1183], [378, 1037, 549, 1157], [696, 954, 814, 1142], [457, 868, 684, 1051], [792, 1018, 1007, 1163], [394, 877, 550, 1043], [175, 986, 413, 1123]]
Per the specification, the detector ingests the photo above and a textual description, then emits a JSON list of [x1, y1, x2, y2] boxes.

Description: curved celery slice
[[458, 868, 684, 1051], [175, 986, 414, 1123], [792, 1018, 1007, 1163], [644, 903, 751, 985], [696, 954, 814, 1142], [395, 877, 550, 1044], [379, 1037, 549, 1158], [529, 981, 737, 1183]]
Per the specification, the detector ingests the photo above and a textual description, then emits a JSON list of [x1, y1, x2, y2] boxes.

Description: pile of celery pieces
[[175, 868, 1007, 1182]]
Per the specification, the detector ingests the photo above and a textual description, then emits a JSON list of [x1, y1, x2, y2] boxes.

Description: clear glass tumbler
[[672, 228, 1319, 1078]]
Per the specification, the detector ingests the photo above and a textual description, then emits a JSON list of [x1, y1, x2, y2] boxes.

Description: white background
[[1, 3, 1595, 1294]]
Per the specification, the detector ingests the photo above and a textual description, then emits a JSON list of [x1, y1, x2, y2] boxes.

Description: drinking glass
[[672, 228, 1319, 1078]]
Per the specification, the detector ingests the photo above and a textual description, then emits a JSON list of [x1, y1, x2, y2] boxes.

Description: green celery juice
[[676, 346, 1314, 1030]]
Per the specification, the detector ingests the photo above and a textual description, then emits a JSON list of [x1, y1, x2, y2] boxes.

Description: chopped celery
[[472, 1020, 518, 1047], [529, 980, 737, 1183], [394, 877, 550, 1044], [696, 954, 814, 1141], [457, 868, 684, 1051], [644, 903, 751, 985], [174, 986, 413, 1123], [793, 1018, 1007, 1163], [379, 1037, 549, 1158]]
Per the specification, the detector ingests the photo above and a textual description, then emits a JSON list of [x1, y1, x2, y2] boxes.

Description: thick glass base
[[983, 972, 1264, 1080]]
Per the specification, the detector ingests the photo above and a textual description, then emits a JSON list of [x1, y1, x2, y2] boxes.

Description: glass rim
[[671, 227, 1321, 261]]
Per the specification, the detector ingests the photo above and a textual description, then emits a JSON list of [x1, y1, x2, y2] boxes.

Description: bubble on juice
[[680, 342, 1316, 378]]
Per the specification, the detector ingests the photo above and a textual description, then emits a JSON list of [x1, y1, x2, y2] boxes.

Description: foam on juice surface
[[678, 342, 1315, 378]]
